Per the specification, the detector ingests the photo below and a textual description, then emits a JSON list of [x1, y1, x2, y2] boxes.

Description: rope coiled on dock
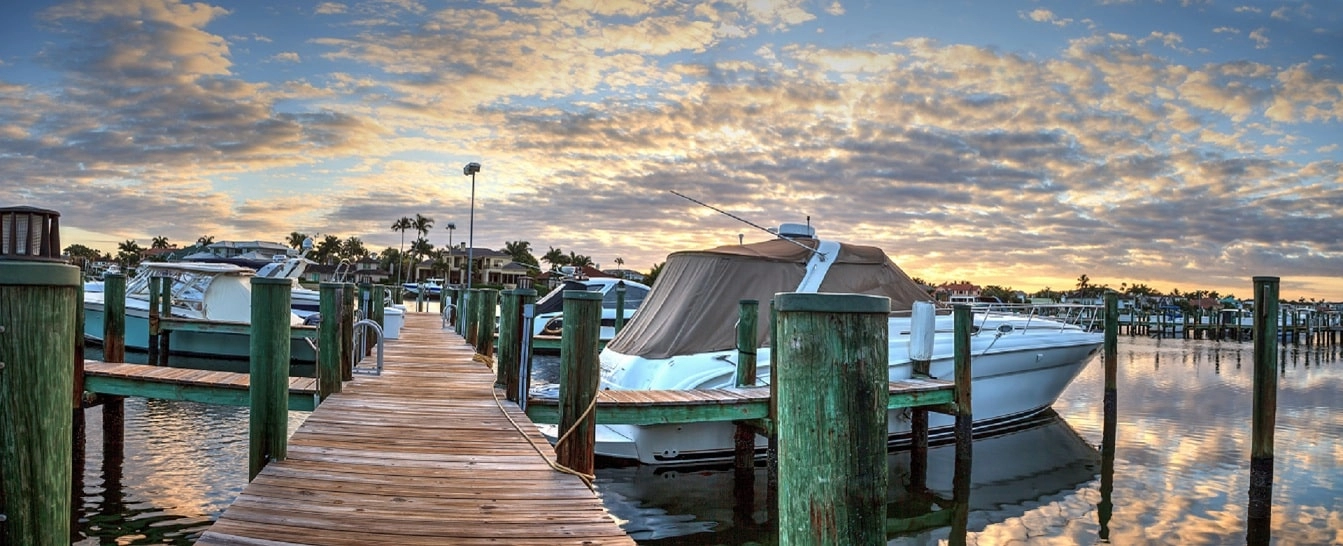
[[477, 353, 598, 490]]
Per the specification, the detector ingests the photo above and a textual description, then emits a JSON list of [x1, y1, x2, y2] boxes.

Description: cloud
[[1249, 27, 1270, 49], [270, 51, 300, 63], [1022, 8, 1072, 27], [1213, 26, 1240, 35], [315, 2, 346, 15]]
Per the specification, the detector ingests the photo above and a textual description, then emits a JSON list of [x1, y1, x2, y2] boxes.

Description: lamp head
[[446, 222, 457, 230], [463, 162, 481, 176], [0, 205, 62, 262]]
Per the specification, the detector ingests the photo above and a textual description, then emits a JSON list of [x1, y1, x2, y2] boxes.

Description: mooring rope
[[475, 352, 598, 490]]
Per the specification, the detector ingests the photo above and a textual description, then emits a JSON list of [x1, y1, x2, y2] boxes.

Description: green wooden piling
[[556, 290, 602, 476], [497, 289, 520, 391], [156, 275, 171, 365], [340, 283, 355, 381], [454, 288, 466, 335], [463, 289, 478, 345], [248, 277, 291, 481], [1249, 276, 1279, 520], [147, 275, 162, 365], [0, 259, 79, 544], [1104, 293, 1118, 394], [74, 281, 85, 409], [102, 273, 126, 363], [371, 284, 385, 330], [952, 305, 974, 470], [1099, 293, 1119, 540], [477, 288, 498, 358], [512, 289, 537, 402], [733, 299, 760, 477], [614, 282, 627, 334], [775, 292, 890, 546], [317, 282, 344, 400], [99, 272, 127, 478]]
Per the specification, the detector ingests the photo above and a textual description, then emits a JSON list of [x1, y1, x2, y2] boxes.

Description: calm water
[[69, 336, 1342, 545]]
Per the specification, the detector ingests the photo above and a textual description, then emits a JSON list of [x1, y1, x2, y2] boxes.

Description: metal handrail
[[351, 319, 384, 375]]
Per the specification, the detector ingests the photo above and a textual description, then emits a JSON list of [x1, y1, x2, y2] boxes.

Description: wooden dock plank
[[83, 361, 319, 411], [197, 313, 632, 546]]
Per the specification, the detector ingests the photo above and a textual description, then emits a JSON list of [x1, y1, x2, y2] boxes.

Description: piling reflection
[[596, 411, 1098, 545]]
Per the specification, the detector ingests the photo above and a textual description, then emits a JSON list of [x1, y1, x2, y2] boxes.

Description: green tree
[[408, 237, 434, 282], [391, 216, 413, 285], [195, 235, 214, 246], [116, 240, 143, 267], [341, 236, 368, 261], [643, 262, 664, 288], [313, 234, 342, 264], [503, 240, 539, 268], [150, 236, 170, 249], [287, 231, 309, 250], [542, 246, 569, 270], [1075, 274, 1091, 293], [981, 285, 1018, 303], [412, 213, 434, 238], [568, 251, 593, 268]]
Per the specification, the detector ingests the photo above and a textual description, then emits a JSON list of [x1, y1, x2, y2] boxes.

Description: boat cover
[[606, 237, 932, 359]]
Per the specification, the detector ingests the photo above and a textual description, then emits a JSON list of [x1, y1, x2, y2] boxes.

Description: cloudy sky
[[2, 0, 1340, 299]]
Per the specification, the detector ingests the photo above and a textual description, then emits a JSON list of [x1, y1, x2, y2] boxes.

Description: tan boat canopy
[[605, 237, 932, 359]]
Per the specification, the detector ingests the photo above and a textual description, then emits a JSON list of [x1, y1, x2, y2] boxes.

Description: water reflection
[[597, 411, 1098, 545]]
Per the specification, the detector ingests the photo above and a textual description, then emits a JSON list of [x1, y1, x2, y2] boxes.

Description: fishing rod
[[668, 190, 827, 261]]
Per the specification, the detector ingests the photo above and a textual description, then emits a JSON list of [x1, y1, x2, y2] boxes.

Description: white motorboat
[[537, 223, 1103, 464], [530, 276, 652, 353], [84, 262, 316, 361], [403, 278, 444, 298]]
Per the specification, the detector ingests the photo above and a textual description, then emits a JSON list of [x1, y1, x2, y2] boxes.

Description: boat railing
[[911, 302, 1105, 334]]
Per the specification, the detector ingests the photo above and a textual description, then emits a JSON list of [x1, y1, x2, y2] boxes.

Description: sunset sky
[[2, 0, 1340, 300]]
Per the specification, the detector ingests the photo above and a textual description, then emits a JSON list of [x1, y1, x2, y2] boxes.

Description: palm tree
[[195, 235, 214, 247], [613, 256, 625, 276], [287, 231, 309, 250], [391, 217, 413, 286], [1076, 274, 1091, 293], [542, 246, 568, 270], [503, 240, 538, 268], [341, 236, 368, 261], [150, 236, 170, 249], [568, 252, 594, 268], [116, 240, 143, 267], [412, 213, 434, 238], [313, 235, 342, 264], [408, 237, 434, 282]]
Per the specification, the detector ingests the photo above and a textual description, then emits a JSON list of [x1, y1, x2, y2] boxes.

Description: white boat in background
[[537, 223, 1103, 464], [84, 262, 316, 361], [403, 278, 444, 298], [530, 276, 652, 353]]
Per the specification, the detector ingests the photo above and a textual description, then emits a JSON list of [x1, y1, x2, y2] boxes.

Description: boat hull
[[550, 327, 1100, 464], [84, 302, 317, 363]]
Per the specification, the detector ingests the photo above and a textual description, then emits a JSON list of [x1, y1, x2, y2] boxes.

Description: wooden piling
[[248, 277, 291, 481], [1249, 276, 1279, 520], [556, 290, 602, 476], [774, 292, 890, 545], [476, 288, 498, 358], [341, 283, 355, 381], [370, 284, 385, 330], [0, 258, 79, 544], [463, 289, 478, 346], [1099, 293, 1119, 541], [614, 282, 627, 334], [100, 272, 127, 462], [147, 275, 162, 365], [733, 300, 759, 481], [951, 304, 974, 478], [156, 275, 171, 365], [497, 289, 520, 389], [317, 282, 344, 400]]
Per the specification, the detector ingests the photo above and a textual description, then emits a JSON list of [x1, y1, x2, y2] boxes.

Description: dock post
[[463, 289, 478, 346], [155, 275, 170, 365], [341, 283, 355, 381], [476, 288, 498, 358], [454, 288, 466, 335], [556, 290, 602, 477], [0, 206, 78, 545], [358, 282, 371, 356], [614, 281, 626, 334], [909, 301, 937, 491], [733, 300, 759, 486], [949, 304, 975, 546], [370, 284, 385, 331], [1248, 277, 1279, 523], [774, 292, 890, 545], [317, 282, 344, 400], [1099, 293, 1119, 540], [147, 274, 162, 365], [249, 277, 291, 481], [100, 272, 127, 457], [497, 289, 519, 389], [766, 299, 779, 520]]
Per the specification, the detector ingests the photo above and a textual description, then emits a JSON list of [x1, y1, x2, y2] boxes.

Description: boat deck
[[195, 312, 633, 545]]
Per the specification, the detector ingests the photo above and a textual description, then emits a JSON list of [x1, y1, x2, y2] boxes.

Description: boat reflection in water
[[596, 411, 1099, 545]]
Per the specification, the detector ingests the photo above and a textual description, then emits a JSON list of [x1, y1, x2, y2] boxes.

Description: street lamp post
[[463, 162, 480, 294], [445, 222, 456, 285]]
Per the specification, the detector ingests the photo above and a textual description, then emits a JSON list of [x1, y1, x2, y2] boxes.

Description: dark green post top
[[774, 292, 890, 314], [563, 290, 603, 301]]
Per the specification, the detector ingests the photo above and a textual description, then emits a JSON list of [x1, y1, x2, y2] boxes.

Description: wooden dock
[[83, 361, 319, 411], [195, 312, 634, 546]]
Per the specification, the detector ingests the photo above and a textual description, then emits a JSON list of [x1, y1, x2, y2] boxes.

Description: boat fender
[[909, 301, 936, 361]]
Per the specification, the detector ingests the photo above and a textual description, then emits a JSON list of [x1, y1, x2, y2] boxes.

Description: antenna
[[669, 190, 825, 260]]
